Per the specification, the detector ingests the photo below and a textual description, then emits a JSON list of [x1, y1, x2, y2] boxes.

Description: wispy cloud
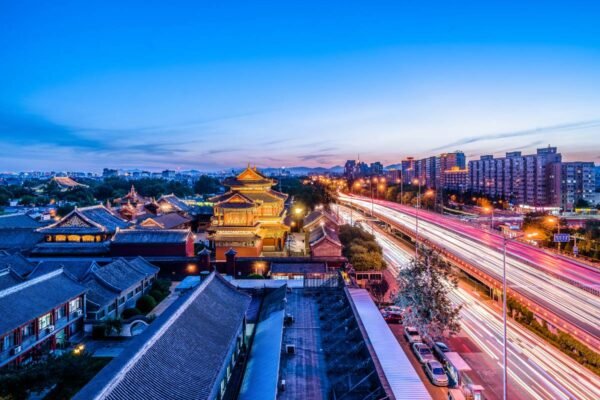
[[430, 119, 600, 152]]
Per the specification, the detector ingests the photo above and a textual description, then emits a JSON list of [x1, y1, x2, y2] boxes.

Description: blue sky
[[1, 1, 599, 171]]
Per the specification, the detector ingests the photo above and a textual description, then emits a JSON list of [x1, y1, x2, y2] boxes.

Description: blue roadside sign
[[553, 233, 570, 243]]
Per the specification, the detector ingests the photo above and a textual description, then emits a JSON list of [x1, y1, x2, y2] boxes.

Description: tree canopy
[[395, 246, 461, 339]]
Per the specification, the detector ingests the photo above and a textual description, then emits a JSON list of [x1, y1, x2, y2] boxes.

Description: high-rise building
[[344, 160, 357, 179], [561, 162, 596, 210], [468, 146, 562, 206], [370, 162, 384, 176]]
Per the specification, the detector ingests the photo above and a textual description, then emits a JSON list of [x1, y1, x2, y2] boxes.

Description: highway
[[334, 204, 600, 400], [337, 193, 600, 349]]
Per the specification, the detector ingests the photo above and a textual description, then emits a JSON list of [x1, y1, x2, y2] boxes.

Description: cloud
[[430, 119, 600, 152]]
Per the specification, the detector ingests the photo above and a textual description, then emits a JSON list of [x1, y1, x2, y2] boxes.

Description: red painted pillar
[[34, 319, 39, 340], [66, 301, 70, 321]]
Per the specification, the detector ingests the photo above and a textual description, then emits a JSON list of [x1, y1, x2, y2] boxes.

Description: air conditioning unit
[[76, 309, 83, 317], [285, 344, 295, 354], [12, 345, 22, 355], [47, 325, 55, 333]]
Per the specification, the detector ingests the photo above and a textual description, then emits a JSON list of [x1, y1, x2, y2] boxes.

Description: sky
[[1, 1, 599, 172]]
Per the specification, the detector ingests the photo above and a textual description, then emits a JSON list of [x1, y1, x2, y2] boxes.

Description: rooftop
[[111, 229, 192, 244], [74, 272, 251, 400]]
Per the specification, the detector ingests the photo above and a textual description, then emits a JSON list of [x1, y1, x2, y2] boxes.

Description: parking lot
[[388, 324, 449, 400]]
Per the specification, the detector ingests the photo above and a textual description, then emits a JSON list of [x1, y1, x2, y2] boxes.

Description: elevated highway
[[337, 193, 600, 350]]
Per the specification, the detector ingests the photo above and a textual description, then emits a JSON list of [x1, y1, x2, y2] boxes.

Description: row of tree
[[338, 224, 387, 271]]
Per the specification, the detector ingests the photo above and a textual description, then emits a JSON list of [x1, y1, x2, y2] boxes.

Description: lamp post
[[547, 216, 561, 253], [484, 206, 495, 231], [413, 178, 421, 258], [501, 231, 538, 400]]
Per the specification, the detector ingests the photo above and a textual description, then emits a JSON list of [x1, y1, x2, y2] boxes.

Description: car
[[380, 306, 403, 323], [424, 360, 449, 386], [403, 326, 422, 344], [435, 342, 450, 352], [412, 342, 435, 364]]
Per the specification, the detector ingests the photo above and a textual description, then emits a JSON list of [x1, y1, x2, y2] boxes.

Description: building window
[[55, 235, 67, 242], [39, 313, 52, 330], [67, 235, 81, 242], [22, 323, 35, 339], [135, 285, 142, 294], [119, 297, 125, 305], [127, 291, 133, 300], [108, 303, 116, 312], [69, 298, 81, 312], [97, 310, 106, 319], [57, 305, 66, 320], [82, 235, 95, 242], [2, 335, 14, 351]]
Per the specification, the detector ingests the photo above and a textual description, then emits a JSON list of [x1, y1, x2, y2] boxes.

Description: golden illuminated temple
[[208, 166, 289, 260]]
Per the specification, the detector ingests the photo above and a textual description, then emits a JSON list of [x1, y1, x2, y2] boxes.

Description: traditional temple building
[[32, 205, 130, 256], [209, 166, 289, 260]]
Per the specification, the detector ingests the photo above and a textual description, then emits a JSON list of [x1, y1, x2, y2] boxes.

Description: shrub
[[136, 295, 157, 314], [152, 279, 171, 294], [246, 273, 264, 279], [149, 289, 166, 303], [121, 307, 142, 319]]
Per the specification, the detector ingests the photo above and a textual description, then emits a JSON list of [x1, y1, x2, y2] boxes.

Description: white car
[[403, 326, 422, 344], [412, 342, 435, 364], [425, 360, 449, 386]]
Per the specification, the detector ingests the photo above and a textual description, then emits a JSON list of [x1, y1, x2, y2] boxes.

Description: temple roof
[[0, 269, 87, 336], [309, 223, 341, 247], [37, 205, 129, 235], [138, 213, 192, 229], [157, 194, 191, 213], [0, 214, 42, 229], [51, 176, 88, 189], [31, 242, 111, 256], [223, 166, 275, 187], [115, 185, 150, 205], [74, 272, 251, 400], [112, 229, 192, 244]]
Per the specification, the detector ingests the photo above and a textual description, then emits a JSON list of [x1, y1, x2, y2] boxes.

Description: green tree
[[395, 246, 461, 339], [194, 175, 221, 195]]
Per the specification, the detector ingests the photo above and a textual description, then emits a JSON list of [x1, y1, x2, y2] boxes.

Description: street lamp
[[546, 216, 561, 253], [501, 231, 538, 400], [483, 206, 494, 231]]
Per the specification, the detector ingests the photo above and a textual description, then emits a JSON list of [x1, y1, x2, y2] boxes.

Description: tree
[[367, 278, 390, 304], [194, 175, 221, 195], [395, 246, 461, 339], [136, 295, 157, 314]]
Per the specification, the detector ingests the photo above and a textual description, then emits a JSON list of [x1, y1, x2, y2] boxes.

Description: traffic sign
[[553, 233, 570, 243]]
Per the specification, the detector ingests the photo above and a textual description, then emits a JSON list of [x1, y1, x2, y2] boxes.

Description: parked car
[[412, 342, 435, 364], [435, 342, 450, 352], [425, 360, 449, 386], [403, 326, 422, 344], [432, 341, 450, 361], [381, 306, 403, 323]]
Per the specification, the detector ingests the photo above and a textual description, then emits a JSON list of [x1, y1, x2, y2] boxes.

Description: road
[[337, 193, 600, 349], [334, 204, 600, 400]]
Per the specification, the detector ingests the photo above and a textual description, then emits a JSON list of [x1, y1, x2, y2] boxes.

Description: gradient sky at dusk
[[1, 1, 599, 172]]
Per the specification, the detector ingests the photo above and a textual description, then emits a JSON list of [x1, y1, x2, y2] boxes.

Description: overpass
[[338, 193, 600, 351]]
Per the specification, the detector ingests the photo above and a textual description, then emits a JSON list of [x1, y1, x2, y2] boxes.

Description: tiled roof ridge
[[124, 257, 157, 276], [88, 264, 124, 294], [93, 272, 220, 399], [0, 268, 64, 299], [38, 207, 107, 232]]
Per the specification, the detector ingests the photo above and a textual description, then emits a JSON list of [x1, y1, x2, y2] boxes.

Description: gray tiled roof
[[82, 277, 120, 309], [31, 242, 110, 256], [309, 223, 341, 246], [138, 213, 191, 229], [158, 194, 191, 212], [0, 214, 42, 229], [0, 270, 87, 335], [38, 205, 129, 235], [0, 253, 36, 277], [29, 259, 94, 280], [90, 259, 152, 292], [128, 257, 160, 275], [74, 272, 252, 400], [112, 229, 191, 244], [0, 229, 44, 250]]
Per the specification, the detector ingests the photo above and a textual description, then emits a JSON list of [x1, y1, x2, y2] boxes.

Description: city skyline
[[2, 1, 600, 171]]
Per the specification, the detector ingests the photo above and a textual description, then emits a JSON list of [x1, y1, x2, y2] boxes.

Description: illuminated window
[[55, 235, 67, 242], [82, 235, 95, 242], [39, 313, 52, 330], [67, 235, 81, 242], [69, 298, 81, 311]]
